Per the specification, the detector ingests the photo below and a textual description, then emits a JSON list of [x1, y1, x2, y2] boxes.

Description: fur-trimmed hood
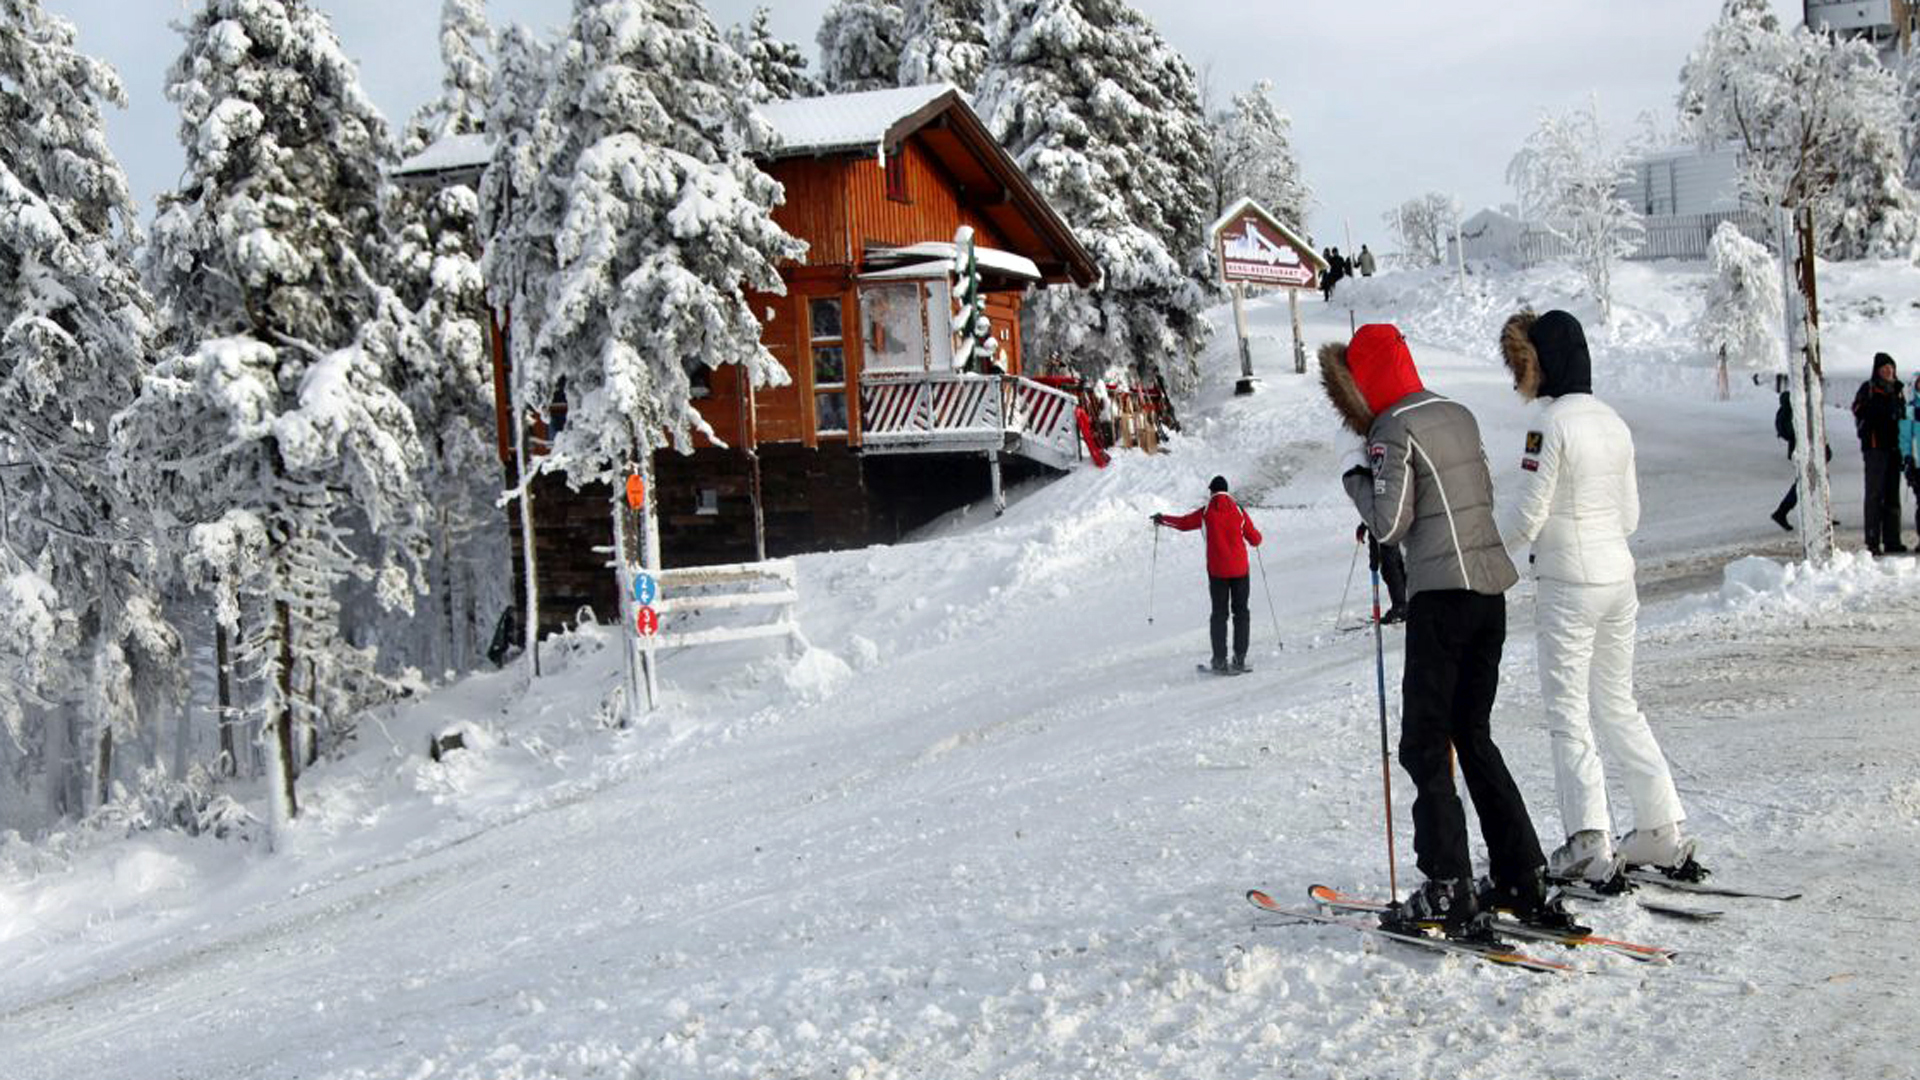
[[1500, 308, 1590, 400], [1319, 324, 1424, 436]]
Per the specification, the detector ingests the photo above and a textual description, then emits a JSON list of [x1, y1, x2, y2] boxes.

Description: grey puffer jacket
[[1321, 342, 1519, 599]]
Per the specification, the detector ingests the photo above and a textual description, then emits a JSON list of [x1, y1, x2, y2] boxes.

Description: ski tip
[[1246, 888, 1278, 910]]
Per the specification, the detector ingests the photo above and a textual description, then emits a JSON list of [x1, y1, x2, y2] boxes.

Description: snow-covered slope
[[4, 262, 1918, 1079]]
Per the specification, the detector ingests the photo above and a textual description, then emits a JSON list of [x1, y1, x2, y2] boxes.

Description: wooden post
[[1232, 283, 1256, 394], [639, 452, 661, 710], [610, 482, 643, 728], [1289, 289, 1307, 374], [987, 449, 1005, 516]]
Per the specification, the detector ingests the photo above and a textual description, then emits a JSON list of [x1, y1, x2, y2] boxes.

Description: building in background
[[1804, 0, 1916, 54]]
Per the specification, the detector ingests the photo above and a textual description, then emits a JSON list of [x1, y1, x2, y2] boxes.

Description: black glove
[[1151, 512, 1164, 525], [1354, 523, 1369, 544]]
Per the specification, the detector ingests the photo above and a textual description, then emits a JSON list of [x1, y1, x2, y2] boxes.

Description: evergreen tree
[[898, 0, 987, 91], [818, 0, 904, 93], [1699, 220, 1783, 372], [124, 0, 427, 825], [0, 0, 181, 818], [729, 7, 822, 101], [401, 0, 494, 155], [976, 0, 1214, 389], [392, 0, 507, 677], [1210, 78, 1310, 227], [477, 23, 554, 676]]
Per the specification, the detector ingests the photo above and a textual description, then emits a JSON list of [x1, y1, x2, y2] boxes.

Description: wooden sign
[[625, 474, 646, 510], [1212, 198, 1324, 289]]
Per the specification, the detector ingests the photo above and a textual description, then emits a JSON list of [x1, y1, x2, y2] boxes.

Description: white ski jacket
[[1505, 394, 1639, 585]]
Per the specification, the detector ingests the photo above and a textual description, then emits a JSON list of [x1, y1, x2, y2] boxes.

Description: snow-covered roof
[[392, 132, 491, 181], [857, 241, 1042, 282], [1209, 197, 1328, 272], [758, 84, 958, 157]]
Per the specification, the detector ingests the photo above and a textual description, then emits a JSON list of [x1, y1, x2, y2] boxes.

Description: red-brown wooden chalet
[[395, 85, 1096, 636]]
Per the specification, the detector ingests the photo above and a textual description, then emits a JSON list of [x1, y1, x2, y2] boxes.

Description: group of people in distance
[[1318, 243, 1374, 301], [1153, 311, 1695, 941]]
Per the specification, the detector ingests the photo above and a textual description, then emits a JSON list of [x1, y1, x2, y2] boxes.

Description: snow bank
[[1719, 550, 1920, 613]]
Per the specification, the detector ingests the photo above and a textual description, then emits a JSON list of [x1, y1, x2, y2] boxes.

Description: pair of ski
[[1553, 856, 1801, 921], [1247, 884, 1675, 974]]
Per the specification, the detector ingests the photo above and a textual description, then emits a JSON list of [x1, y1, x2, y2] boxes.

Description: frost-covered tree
[[478, 23, 554, 674], [976, 0, 1214, 389], [516, 2, 802, 603], [391, 0, 507, 677], [401, 0, 494, 155], [1680, 0, 1917, 257], [728, 7, 822, 102], [0, 0, 181, 818], [898, 0, 987, 91], [1383, 192, 1458, 269], [1699, 221, 1783, 387], [127, 0, 427, 824], [1209, 78, 1310, 227], [1506, 99, 1645, 320], [818, 0, 904, 93]]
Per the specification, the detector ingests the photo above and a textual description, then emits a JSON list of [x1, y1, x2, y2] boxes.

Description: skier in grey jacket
[[1321, 323, 1568, 937]]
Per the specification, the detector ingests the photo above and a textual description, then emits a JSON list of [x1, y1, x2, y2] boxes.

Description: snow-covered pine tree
[[976, 0, 1215, 390], [1506, 99, 1645, 320], [729, 7, 823, 102], [1382, 193, 1457, 269], [1680, 0, 1917, 256], [516, 1, 802, 646], [0, 0, 182, 821], [127, 0, 427, 825], [898, 0, 987, 91], [818, 0, 905, 93], [477, 23, 555, 677], [1699, 221, 1783, 395], [1209, 78, 1310, 227], [391, 0, 508, 678], [401, 0, 494, 155]]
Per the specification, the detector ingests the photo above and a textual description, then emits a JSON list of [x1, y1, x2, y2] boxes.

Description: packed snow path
[[4, 272, 1917, 1079]]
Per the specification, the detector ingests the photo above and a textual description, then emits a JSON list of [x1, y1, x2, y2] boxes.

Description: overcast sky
[[49, 0, 1803, 250]]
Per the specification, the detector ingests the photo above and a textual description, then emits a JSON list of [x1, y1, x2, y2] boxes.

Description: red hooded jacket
[[1160, 492, 1262, 577]]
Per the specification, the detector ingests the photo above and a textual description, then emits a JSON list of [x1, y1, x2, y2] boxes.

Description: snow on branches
[[818, 0, 905, 93], [1506, 100, 1644, 321], [976, 0, 1214, 390], [1699, 221, 1783, 371], [517, 1, 803, 487], [1680, 0, 1917, 258]]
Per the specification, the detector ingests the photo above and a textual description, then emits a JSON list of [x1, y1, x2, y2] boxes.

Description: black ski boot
[[1380, 877, 1498, 943], [1480, 868, 1589, 934]]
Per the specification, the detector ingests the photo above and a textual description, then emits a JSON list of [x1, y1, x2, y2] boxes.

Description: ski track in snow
[[4, 263, 1919, 1078]]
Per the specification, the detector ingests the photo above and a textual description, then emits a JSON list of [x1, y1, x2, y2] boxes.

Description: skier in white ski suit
[[1498, 310, 1691, 880]]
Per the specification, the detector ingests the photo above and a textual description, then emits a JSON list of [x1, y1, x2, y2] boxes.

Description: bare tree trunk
[[1779, 204, 1836, 564], [275, 598, 299, 820], [95, 726, 112, 810], [216, 621, 236, 777], [440, 507, 457, 678]]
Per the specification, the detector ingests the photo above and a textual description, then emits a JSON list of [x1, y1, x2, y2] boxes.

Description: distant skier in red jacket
[[1153, 476, 1264, 673]]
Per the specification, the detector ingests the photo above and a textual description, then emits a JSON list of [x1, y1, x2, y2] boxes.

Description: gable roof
[[390, 85, 1097, 286], [1209, 197, 1328, 272]]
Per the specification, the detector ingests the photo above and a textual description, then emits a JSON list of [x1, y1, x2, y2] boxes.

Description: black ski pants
[[1208, 574, 1250, 664], [1863, 448, 1903, 551], [1400, 589, 1545, 887]]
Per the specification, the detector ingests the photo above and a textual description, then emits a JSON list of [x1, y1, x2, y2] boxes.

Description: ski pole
[[1147, 519, 1161, 625], [1252, 544, 1283, 650], [1333, 533, 1362, 630], [1368, 534, 1400, 904]]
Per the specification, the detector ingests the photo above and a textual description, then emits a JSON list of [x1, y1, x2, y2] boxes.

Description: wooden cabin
[[395, 85, 1097, 636]]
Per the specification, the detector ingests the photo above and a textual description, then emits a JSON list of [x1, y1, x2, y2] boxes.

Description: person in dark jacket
[[1771, 389, 1831, 532], [1320, 323, 1569, 938], [1851, 354, 1907, 554], [1153, 476, 1263, 672]]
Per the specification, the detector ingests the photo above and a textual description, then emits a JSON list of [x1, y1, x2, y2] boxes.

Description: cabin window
[[695, 488, 720, 516], [885, 148, 909, 204], [809, 296, 848, 436]]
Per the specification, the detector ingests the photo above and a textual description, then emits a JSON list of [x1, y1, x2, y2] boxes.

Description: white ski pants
[[1534, 577, 1683, 838]]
